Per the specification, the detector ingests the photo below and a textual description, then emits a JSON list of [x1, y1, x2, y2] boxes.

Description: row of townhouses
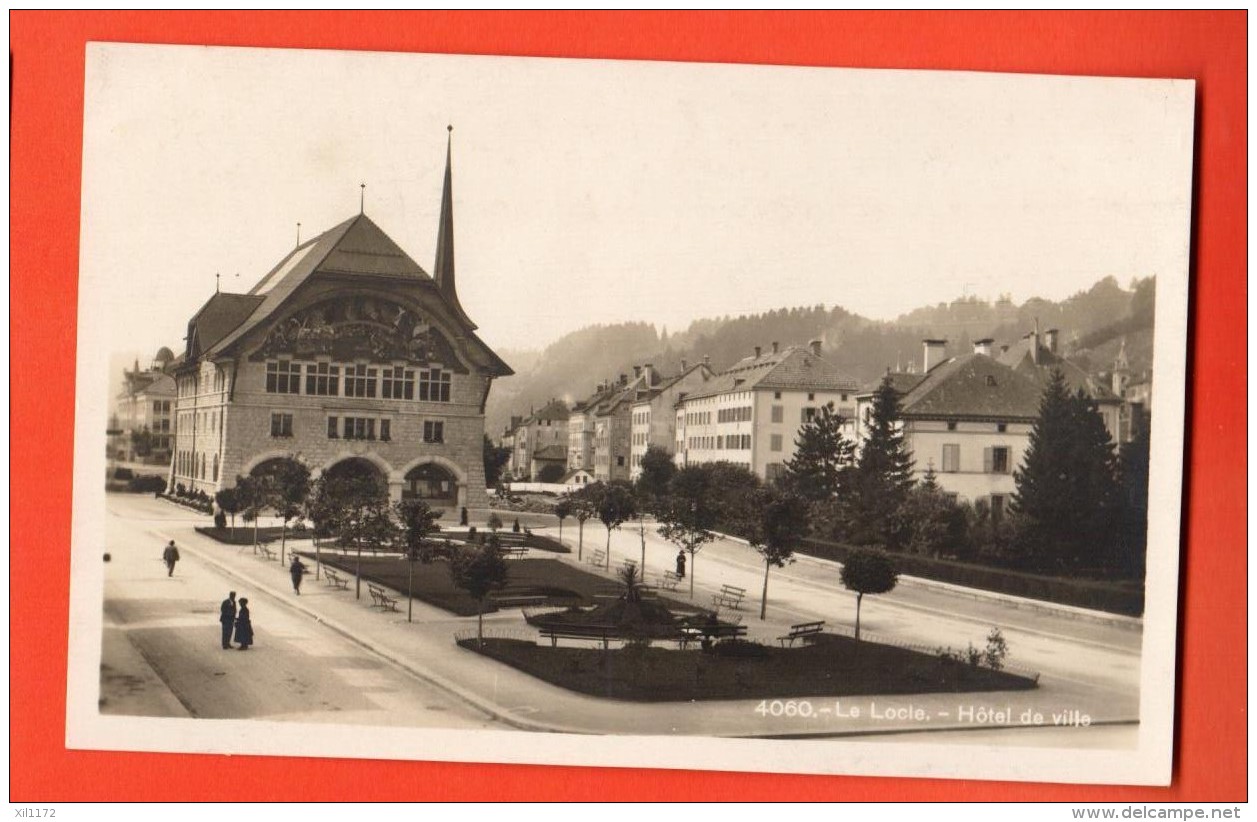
[[500, 331, 1149, 515], [110, 136, 1150, 520]]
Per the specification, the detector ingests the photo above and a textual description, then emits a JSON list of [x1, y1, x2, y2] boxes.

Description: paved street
[[102, 496, 501, 729], [99, 493, 1142, 746]]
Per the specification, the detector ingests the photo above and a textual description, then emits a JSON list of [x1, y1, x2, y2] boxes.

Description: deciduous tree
[[744, 488, 809, 620], [449, 536, 509, 646], [840, 546, 899, 641]]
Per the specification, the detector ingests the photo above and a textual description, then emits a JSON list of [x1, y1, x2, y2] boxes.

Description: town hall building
[[167, 135, 512, 510]]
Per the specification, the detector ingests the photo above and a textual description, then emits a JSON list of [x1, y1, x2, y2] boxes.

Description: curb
[[162, 527, 593, 737]]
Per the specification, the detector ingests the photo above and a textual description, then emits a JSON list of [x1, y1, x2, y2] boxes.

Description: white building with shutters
[[673, 341, 858, 483]]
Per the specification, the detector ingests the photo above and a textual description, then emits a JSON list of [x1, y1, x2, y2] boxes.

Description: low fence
[[799, 537, 1144, 617], [504, 482, 569, 495]]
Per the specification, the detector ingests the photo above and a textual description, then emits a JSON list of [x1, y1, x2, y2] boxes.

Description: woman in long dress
[[233, 597, 254, 650]]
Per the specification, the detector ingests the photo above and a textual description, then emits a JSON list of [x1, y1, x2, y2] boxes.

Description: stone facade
[[168, 139, 510, 511]]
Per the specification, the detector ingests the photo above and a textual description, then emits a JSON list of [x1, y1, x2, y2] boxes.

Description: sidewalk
[[158, 515, 1139, 740]]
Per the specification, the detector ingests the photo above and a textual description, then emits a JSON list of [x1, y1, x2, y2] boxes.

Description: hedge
[[798, 538, 1144, 617]]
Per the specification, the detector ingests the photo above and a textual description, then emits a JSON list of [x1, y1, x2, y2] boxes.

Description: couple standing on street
[[219, 591, 253, 650]]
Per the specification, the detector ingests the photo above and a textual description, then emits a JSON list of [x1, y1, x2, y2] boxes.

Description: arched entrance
[[403, 462, 460, 507], [322, 456, 390, 499]]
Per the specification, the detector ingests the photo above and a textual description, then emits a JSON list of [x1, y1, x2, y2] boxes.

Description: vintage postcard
[[68, 43, 1194, 786]]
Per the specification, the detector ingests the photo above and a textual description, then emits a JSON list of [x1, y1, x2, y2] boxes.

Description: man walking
[[162, 540, 180, 577], [289, 556, 307, 595], [219, 591, 237, 649]]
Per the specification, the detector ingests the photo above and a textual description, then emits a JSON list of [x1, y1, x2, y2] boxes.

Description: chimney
[[809, 339, 823, 357], [754, 345, 762, 358], [681, 358, 688, 372], [922, 339, 947, 372], [974, 338, 994, 357], [1031, 318, 1041, 365], [633, 365, 642, 380], [619, 373, 628, 386], [703, 355, 711, 367], [644, 363, 654, 384], [1045, 328, 1059, 354], [772, 341, 779, 354]]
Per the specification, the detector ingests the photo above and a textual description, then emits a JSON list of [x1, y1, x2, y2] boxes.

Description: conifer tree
[[846, 374, 916, 547], [782, 401, 854, 501], [1012, 370, 1120, 571]]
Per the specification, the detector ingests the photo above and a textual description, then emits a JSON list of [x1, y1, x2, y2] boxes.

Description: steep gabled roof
[[684, 346, 858, 401], [531, 399, 571, 423], [898, 353, 1043, 421], [859, 371, 926, 397], [997, 336, 1118, 401], [532, 444, 568, 461], [190, 212, 510, 376], [186, 292, 266, 358]]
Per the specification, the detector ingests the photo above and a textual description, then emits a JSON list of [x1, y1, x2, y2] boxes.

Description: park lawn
[[302, 554, 633, 617], [458, 634, 1038, 702]]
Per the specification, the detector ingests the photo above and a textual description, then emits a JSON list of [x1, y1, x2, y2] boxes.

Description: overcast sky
[[81, 44, 1194, 361]]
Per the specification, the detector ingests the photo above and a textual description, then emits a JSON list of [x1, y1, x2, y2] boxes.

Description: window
[[270, 413, 293, 438], [345, 364, 377, 398], [266, 361, 301, 394], [841, 393, 849, 402], [380, 419, 391, 442], [770, 434, 783, 452], [771, 405, 783, 423], [802, 407, 818, 423], [212, 455, 219, 482], [617, 456, 625, 467], [807, 393, 815, 401], [327, 416, 339, 439], [774, 391, 782, 400], [343, 417, 376, 441], [942, 443, 960, 473], [306, 362, 340, 396], [419, 368, 452, 402], [153, 400, 162, 413], [947, 421, 957, 431], [382, 367, 415, 400], [985, 446, 1011, 474], [423, 420, 444, 443], [997, 422, 1007, 433]]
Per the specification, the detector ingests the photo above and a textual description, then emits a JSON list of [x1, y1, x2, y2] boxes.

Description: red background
[[9, 11, 1247, 801]]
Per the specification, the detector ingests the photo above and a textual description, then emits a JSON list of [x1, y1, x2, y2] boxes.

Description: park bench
[[366, 582, 399, 612], [711, 584, 747, 610], [323, 568, 349, 591], [500, 546, 529, 560], [537, 625, 617, 649], [676, 622, 748, 649], [258, 545, 277, 562], [588, 549, 607, 568], [777, 620, 826, 647], [659, 570, 682, 591]]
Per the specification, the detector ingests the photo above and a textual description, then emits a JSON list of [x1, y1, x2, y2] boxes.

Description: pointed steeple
[[434, 126, 456, 296], [432, 125, 473, 329]]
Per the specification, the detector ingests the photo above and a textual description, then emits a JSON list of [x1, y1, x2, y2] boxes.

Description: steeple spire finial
[[360, 183, 366, 215], [434, 126, 456, 295]]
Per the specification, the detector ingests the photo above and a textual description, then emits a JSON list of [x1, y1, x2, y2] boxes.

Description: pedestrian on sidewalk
[[233, 598, 254, 650], [162, 540, 181, 577], [289, 556, 308, 595], [219, 591, 237, 649], [676, 550, 686, 579]]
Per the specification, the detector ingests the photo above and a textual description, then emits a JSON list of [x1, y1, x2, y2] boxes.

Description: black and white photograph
[[70, 43, 1194, 785]]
